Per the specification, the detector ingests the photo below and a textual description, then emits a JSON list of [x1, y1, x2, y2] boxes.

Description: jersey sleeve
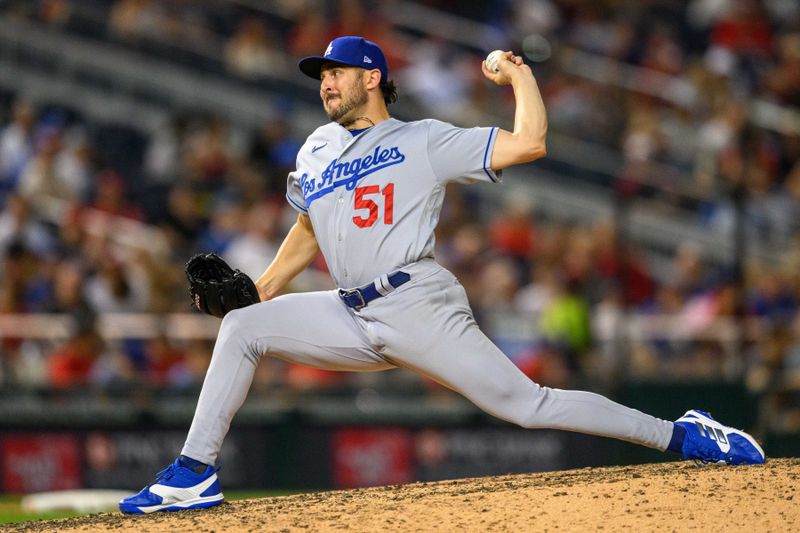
[[286, 169, 309, 214], [426, 119, 502, 184]]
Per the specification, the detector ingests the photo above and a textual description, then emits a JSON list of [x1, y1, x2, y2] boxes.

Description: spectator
[[108, 0, 165, 41], [538, 276, 592, 366], [157, 182, 204, 255], [0, 99, 36, 192], [400, 38, 476, 121], [639, 23, 684, 75], [764, 32, 800, 106], [143, 333, 194, 387], [515, 263, 557, 318], [17, 125, 88, 213], [622, 105, 664, 164], [196, 196, 244, 255], [48, 324, 103, 388], [0, 241, 34, 313], [476, 256, 522, 314], [38, 0, 72, 26], [747, 268, 798, 327], [669, 242, 712, 298], [591, 221, 655, 306], [89, 170, 145, 221], [710, 0, 773, 58], [143, 116, 188, 186], [488, 196, 536, 269], [46, 257, 93, 316], [589, 283, 626, 382], [438, 223, 488, 302], [0, 194, 56, 257], [224, 18, 287, 78], [287, 10, 330, 59], [225, 202, 281, 280], [182, 116, 237, 186], [84, 256, 150, 313], [248, 117, 302, 194], [329, 0, 408, 71], [766, 161, 800, 245], [56, 127, 94, 199]]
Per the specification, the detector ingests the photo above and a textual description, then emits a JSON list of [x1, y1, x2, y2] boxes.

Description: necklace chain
[[340, 116, 375, 129], [354, 116, 375, 127], [344, 116, 375, 129]]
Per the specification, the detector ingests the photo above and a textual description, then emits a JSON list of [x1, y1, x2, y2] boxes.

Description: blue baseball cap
[[299, 36, 388, 82]]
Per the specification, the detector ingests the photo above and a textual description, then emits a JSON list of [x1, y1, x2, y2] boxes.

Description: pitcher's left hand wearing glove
[[186, 252, 260, 318]]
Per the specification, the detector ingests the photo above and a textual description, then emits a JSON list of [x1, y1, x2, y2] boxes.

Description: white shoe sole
[[133, 493, 224, 514]]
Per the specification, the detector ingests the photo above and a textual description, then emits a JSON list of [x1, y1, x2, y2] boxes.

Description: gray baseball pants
[[182, 260, 673, 465]]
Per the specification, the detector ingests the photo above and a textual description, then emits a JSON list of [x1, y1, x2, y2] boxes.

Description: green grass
[[0, 490, 295, 525], [0, 496, 83, 524]]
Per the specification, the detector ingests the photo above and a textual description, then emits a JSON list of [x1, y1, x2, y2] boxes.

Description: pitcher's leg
[[182, 291, 390, 465], [406, 321, 672, 449], [373, 274, 673, 450]]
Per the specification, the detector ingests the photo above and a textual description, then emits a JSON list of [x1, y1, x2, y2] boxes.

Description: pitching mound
[[6, 458, 799, 532]]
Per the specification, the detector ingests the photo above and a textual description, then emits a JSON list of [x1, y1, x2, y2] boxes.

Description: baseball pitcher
[[120, 36, 765, 514]]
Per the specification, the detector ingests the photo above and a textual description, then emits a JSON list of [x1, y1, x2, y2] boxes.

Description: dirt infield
[[6, 458, 798, 532]]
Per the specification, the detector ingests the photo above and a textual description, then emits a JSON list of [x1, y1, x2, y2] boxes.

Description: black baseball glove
[[185, 252, 260, 318]]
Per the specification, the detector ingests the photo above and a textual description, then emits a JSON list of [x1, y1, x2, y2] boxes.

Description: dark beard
[[326, 81, 368, 124]]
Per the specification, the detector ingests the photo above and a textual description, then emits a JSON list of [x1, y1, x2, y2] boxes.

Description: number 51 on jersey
[[352, 183, 394, 228]]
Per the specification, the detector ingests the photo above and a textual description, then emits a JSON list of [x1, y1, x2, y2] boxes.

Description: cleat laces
[[150, 463, 179, 487]]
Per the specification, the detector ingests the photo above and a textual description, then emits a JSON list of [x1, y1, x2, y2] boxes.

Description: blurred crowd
[[1, 0, 800, 431]]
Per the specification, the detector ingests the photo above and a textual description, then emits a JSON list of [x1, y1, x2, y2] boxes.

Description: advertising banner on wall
[[82, 428, 270, 490], [329, 427, 575, 488], [1, 434, 81, 493], [0, 421, 607, 493], [413, 428, 567, 481], [332, 428, 414, 488]]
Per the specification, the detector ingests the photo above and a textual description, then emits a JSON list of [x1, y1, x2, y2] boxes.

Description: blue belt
[[339, 271, 411, 310]]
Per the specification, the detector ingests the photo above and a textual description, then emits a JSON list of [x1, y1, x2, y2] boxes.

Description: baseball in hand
[[485, 50, 504, 73]]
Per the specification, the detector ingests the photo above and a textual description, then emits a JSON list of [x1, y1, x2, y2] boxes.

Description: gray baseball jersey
[[286, 118, 500, 288], [181, 119, 674, 466]]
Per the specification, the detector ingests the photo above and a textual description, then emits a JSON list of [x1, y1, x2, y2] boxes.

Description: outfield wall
[[0, 382, 793, 493]]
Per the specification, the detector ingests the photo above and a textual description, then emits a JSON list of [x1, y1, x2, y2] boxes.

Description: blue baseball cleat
[[119, 458, 224, 514], [675, 410, 766, 465]]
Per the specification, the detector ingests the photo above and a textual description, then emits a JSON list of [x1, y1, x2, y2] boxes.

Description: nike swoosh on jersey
[[312, 143, 327, 153]]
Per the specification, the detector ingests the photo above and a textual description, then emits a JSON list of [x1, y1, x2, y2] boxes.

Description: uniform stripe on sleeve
[[286, 194, 308, 213], [482, 127, 499, 183]]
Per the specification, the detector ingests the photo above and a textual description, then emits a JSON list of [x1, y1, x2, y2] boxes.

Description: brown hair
[[381, 79, 398, 106]]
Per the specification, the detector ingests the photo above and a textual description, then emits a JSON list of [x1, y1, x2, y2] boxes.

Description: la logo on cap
[[298, 36, 388, 81]]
